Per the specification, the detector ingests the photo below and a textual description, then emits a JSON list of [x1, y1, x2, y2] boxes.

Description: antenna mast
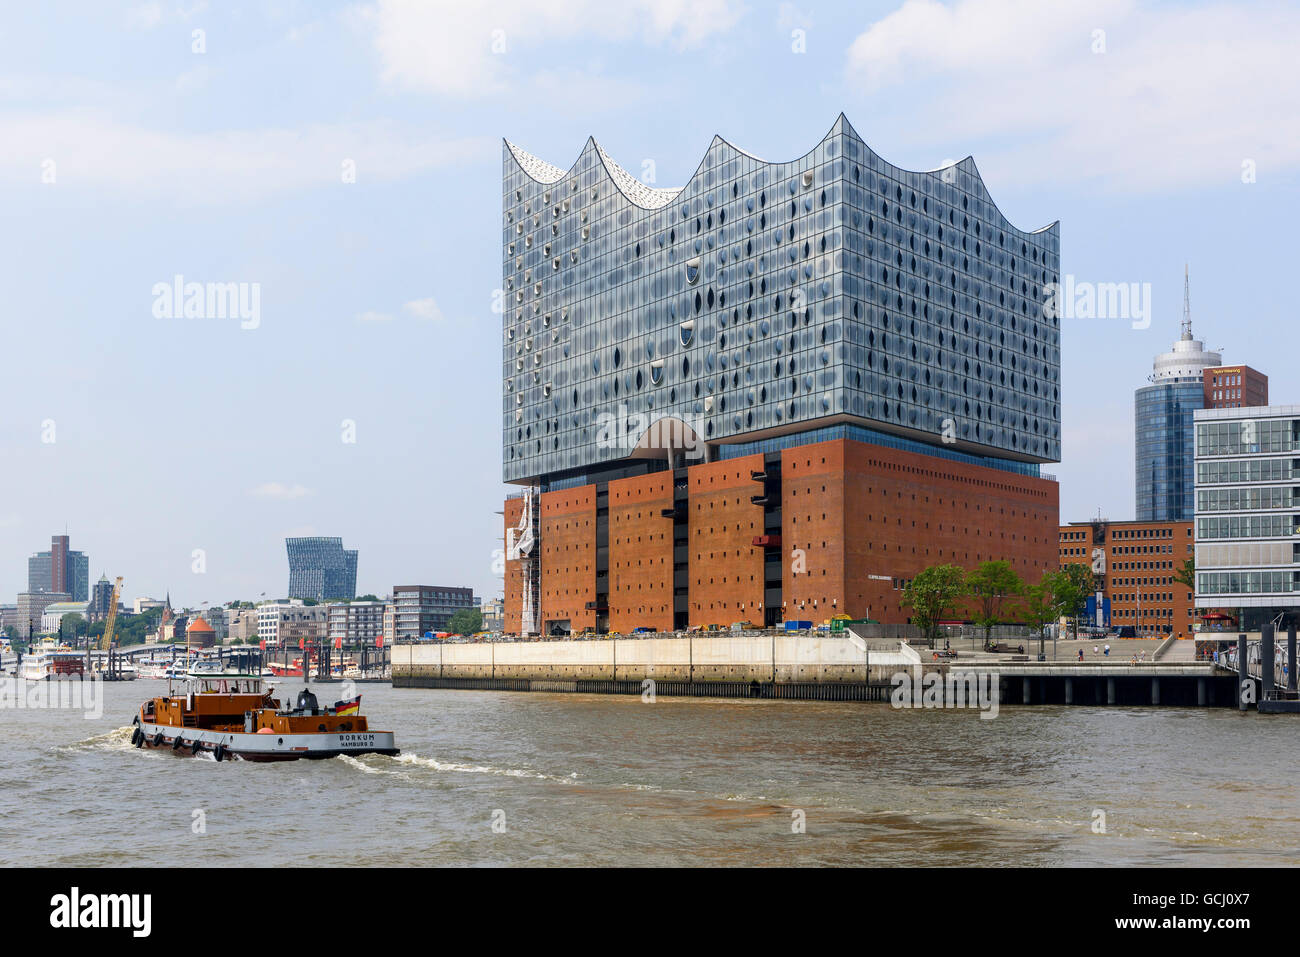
[[1181, 263, 1192, 340]]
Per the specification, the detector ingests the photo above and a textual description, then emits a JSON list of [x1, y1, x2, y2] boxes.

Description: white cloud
[[402, 297, 443, 321], [843, 0, 1300, 192], [0, 112, 492, 202], [359, 0, 744, 97], [127, 1, 208, 30], [250, 482, 311, 500]]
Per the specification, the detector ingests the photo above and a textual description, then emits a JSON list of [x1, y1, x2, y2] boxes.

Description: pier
[[389, 631, 1277, 709]]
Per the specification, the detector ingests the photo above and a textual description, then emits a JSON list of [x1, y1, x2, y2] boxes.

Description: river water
[[2, 679, 1297, 866]]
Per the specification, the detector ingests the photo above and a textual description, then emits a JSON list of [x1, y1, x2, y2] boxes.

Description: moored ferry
[[18, 639, 86, 680], [131, 672, 398, 762]]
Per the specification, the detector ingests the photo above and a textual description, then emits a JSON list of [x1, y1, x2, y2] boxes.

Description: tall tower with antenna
[[1135, 265, 1221, 521]]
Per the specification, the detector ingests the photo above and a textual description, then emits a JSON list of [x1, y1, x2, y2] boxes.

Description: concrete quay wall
[[392, 635, 911, 685]]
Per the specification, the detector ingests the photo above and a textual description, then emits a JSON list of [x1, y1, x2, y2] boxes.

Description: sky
[[1, 0, 1297, 609]]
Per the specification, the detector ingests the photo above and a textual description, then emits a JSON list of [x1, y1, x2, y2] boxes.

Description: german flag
[[333, 695, 361, 716]]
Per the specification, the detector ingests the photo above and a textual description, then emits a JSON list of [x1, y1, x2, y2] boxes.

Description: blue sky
[[1, 0, 1297, 609]]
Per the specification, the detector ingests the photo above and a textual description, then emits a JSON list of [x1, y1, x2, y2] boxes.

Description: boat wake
[[52, 726, 136, 754], [336, 751, 578, 785]]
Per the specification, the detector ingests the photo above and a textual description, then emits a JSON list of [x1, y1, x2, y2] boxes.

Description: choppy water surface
[[2, 680, 1297, 866]]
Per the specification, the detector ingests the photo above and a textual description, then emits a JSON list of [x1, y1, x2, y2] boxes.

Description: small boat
[[268, 652, 319, 679], [130, 673, 398, 762], [136, 655, 172, 679]]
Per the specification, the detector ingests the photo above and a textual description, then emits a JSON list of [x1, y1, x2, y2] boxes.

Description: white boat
[[18, 639, 87, 680], [136, 655, 172, 679]]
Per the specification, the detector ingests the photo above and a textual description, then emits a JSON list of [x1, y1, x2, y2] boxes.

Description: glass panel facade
[[502, 116, 1060, 485], [285, 537, 358, 601], [1135, 381, 1203, 521]]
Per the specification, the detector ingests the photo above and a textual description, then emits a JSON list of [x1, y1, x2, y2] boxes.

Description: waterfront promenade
[[392, 632, 1246, 708]]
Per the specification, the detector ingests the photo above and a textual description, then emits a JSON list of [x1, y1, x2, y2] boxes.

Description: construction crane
[[98, 576, 123, 652]]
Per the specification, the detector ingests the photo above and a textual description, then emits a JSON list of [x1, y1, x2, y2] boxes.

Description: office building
[[226, 607, 260, 643], [88, 574, 115, 623], [501, 116, 1061, 634], [327, 600, 386, 647], [1203, 364, 1267, 410], [392, 585, 477, 639], [1059, 518, 1196, 639], [256, 600, 329, 647], [1193, 405, 1300, 635], [286, 537, 358, 601], [27, 535, 90, 601], [16, 592, 69, 638]]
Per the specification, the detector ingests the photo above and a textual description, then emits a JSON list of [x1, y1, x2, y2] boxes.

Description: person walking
[[1104, 643, 1110, 657]]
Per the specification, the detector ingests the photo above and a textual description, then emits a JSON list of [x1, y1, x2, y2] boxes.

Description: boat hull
[[135, 720, 398, 762]]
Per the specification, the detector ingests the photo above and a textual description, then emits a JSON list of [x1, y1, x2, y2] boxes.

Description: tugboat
[[130, 671, 398, 762]]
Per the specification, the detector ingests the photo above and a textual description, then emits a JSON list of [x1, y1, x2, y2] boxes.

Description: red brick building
[[1202, 365, 1267, 409], [506, 435, 1059, 635], [1058, 518, 1196, 638]]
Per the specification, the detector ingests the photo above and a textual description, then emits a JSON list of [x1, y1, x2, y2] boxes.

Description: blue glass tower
[[1134, 272, 1220, 521]]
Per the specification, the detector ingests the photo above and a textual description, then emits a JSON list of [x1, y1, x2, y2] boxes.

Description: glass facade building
[[27, 541, 89, 601], [1193, 405, 1300, 632], [1135, 320, 1221, 522], [502, 115, 1060, 486], [1135, 380, 1204, 522], [285, 537, 358, 601]]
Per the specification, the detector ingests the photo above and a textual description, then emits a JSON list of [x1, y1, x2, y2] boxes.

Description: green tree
[[1052, 563, 1094, 639], [356, 594, 379, 603], [1019, 579, 1057, 653], [447, 608, 483, 636], [59, 613, 87, 646], [900, 564, 967, 646], [1172, 557, 1195, 591], [967, 560, 1024, 649]]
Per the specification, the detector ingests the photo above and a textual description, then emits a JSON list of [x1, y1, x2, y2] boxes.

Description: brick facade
[[539, 486, 597, 633], [1059, 519, 1197, 638], [688, 454, 766, 628], [505, 439, 1060, 634], [608, 472, 675, 633]]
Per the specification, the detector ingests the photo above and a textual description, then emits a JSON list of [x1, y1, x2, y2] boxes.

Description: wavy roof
[[505, 113, 1056, 238]]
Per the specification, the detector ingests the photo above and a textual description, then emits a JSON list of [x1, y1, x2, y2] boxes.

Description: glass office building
[[503, 114, 1060, 487], [27, 538, 89, 602], [1135, 380, 1205, 521], [1135, 326, 1221, 521], [1193, 405, 1300, 631], [285, 537, 358, 601]]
